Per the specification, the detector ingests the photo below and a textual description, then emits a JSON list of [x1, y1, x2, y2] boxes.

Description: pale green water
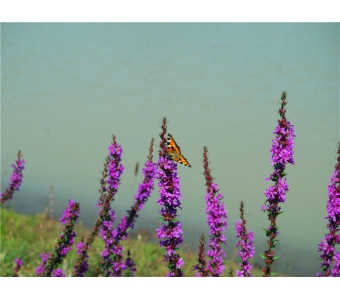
[[1, 23, 339, 276]]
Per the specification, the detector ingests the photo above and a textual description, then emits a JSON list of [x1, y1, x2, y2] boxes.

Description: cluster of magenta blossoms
[[235, 201, 255, 277], [156, 118, 185, 277], [51, 269, 66, 277], [261, 91, 295, 276], [36, 199, 80, 276], [199, 146, 228, 277], [73, 239, 89, 276], [96, 137, 125, 276], [12, 258, 23, 277], [112, 138, 157, 276], [1, 150, 26, 207], [317, 143, 340, 277]]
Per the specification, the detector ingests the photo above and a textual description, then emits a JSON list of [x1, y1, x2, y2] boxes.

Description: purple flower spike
[[261, 92, 295, 277], [95, 135, 125, 276], [200, 146, 228, 277], [193, 235, 210, 277], [37, 199, 80, 277], [1, 150, 26, 207], [12, 258, 23, 277], [235, 201, 255, 277], [317, 143, 340, 277], [156, 118, 185, 277]]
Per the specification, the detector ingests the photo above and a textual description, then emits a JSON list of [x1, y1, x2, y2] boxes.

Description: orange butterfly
[[166, 133, 191, 167]]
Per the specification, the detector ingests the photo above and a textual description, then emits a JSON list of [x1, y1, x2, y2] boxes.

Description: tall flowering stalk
[[156, 118, 185, 277], [1, 150, 26, 207], [110, 137, 157, 276], [317, 143, 340, 277], [193, 234, 210, 276], [200, 146, 228, 277], [36, 199, 80, 277], [235, 201, 255, 277], [95, 135, 125, 276], [261, 91, 295, 277]]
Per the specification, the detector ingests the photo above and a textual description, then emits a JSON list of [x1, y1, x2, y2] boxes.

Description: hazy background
[[1, 23, 339, 276]]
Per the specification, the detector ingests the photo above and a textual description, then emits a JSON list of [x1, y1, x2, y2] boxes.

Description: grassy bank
[[1, 208, 268, 277]]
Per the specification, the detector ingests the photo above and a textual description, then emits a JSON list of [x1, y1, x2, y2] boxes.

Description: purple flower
[[60, 199, 79, 224], [1, 151, 26, 206], [73, 239, 89, 277], [106, 143, 125, 193], [196, 146, 228, 277], [317, 144, 340, 277], [234, 201, 255, 277], [37, 200, 80, 277], [12, 257, 23, 276], [331, 252, 340, 277], [36, 253, 50, 276], [14, 258, 23, 267], [270, 126, 295, 166], [97, 136, 125, 207], [156, 118, 185, 277], [261, 92, 295, 277], [52, 269, 66, 277]]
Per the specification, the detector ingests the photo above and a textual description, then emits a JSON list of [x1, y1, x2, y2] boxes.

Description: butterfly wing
[[167, 133, 191, 167]]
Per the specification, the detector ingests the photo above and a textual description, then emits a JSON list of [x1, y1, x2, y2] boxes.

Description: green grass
[[1, 208, 268, 277]]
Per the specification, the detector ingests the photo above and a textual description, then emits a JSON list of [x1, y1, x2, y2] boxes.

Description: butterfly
[[166, 133, 191, 167]]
